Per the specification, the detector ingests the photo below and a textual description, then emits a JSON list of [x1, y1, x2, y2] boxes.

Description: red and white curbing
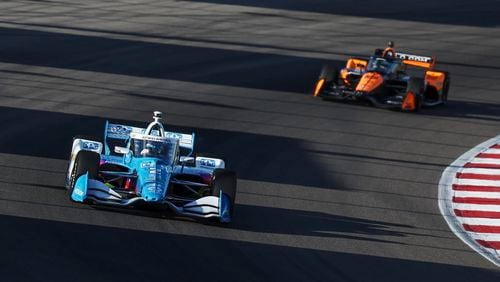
[[439, 135, 500, 266]]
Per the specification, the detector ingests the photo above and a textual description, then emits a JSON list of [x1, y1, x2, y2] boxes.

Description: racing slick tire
[[441, 72, 450, 103], [405, 77, 424, 112], [211, 169, 237, 219], [314, 64, 338, 97], [319, 64, 339, 82], [423, 72, 450, 105], [68, 150, 100, 199]]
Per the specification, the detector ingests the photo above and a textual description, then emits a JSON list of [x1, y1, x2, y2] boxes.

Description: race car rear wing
[[104, 121, 195, 156], [396, 52, 436, 69]]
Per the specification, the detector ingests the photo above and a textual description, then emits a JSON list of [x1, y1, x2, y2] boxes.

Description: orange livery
[[312, 42, 450, 112]]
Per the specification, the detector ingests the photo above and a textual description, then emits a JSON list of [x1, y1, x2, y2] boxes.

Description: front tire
[[320, 64, 338, 82], [404, 78, 424, 112], [314, 64, 338, 96]]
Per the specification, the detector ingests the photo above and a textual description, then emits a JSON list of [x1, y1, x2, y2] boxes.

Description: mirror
[[114, 146, 130, 154]]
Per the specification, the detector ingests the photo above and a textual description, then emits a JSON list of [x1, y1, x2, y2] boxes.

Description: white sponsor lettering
[[130, 132, 167, 142], [396, 52, 432, 63]]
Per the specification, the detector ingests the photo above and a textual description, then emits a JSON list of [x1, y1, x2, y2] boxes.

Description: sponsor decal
[[74, 188, 84, 196], [199, 158, 216, 167], [396, 52, 432, 63], [141, 161, 155, 168], [165, 132, 184, 139], [82, 141, 100, 151], [147, 185, 155, 193], [130, 133, 167, 142], [109, 125, 132, 136]]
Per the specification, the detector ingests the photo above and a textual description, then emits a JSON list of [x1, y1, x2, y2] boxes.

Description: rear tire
[[423, 85, 439, 101], [68, 150, 100, 199], [441, 72, 450, 103], [211, 169, 237, 219]]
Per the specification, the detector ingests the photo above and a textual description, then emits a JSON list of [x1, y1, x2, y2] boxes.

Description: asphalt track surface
[[0, 1, 500, 281]]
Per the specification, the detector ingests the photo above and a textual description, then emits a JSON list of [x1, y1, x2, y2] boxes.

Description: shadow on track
[[420, 100, 500, 123], [0, 106, 334, 189], [0, 26, 333, 94], [183, 0, 500, 27], [1, 214, 499, 282], [317, 96, 500, 125], [0, 177, 439, 246], [0, 176, 422, 245], [230, 204, 451, 243]]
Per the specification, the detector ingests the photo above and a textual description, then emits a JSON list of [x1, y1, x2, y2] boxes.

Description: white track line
[[453, 191, 500, 199], [452, 203, 500, 212], [468, 158, 500, 164], [458, 218, 500, 226], [453, 179, 500, 187], [482, 149, 500, 154], [459, 168, 500, 175], [468, 233, 500, 241], [481, 149, 500, 155]]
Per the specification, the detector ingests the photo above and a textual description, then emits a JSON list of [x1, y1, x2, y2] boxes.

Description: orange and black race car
[[312, 46, 450, 112]]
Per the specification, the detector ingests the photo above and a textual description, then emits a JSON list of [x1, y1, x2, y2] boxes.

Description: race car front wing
[[71, 172, 232, 222]]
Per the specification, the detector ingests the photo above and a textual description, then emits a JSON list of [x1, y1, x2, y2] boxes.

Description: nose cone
[[137, 160, 171, 202], [355, 72, 383, 93]]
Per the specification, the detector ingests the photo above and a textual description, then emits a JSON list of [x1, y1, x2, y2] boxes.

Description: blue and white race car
[[66, 111, 236, 223]]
